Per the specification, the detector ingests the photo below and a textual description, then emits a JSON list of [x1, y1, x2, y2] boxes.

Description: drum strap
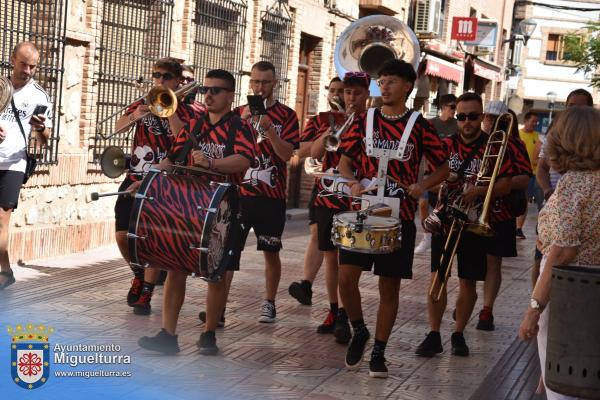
[[365, 108, 420, 202]]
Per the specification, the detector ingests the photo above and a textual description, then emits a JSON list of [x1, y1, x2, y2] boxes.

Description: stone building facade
[[3, 0, 413, 261]]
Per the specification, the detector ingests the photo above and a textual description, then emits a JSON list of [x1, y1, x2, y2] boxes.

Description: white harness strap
[[364, 109, 420, 204]]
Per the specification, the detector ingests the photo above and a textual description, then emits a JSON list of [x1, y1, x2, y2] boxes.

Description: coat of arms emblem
[[8, 323, 53, 389]]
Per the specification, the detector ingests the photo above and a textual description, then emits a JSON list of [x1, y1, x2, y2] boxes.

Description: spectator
[[519, 106, 600, 400]]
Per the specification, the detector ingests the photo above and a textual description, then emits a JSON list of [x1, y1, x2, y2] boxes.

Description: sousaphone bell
[[334, 15, 421, 96]]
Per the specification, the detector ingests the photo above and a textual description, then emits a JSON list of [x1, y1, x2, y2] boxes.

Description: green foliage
[[563, 22, 600, 88]]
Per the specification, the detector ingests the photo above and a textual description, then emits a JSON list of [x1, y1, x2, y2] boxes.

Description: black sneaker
[[334, 310, 352, 344], [198, 311, 225, 328], [155, 270, 168, 286], [197, 331, 219, 355], [258, 300, 276, 323], [369, 355, 388, 378], [132, 287, 153, 315], [345, 329, 370, 370], [451, 332, 469, 356], [476, 308, 495, 331], [317, 310, 336, 334], [138, 329, 180, 354], [288, 280, 312, 305], [516, 228, 526, 240], [416, 331, 443, 357], [127, 277, 143, 306]]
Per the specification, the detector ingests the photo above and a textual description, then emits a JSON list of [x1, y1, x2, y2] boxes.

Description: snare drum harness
[[364, 107, 420, 212]]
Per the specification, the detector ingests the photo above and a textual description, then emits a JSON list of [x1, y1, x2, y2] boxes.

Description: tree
[[563, 22, 600, 88]]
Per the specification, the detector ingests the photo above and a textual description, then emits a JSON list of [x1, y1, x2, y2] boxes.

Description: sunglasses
[[456, 112, 482, 121], [152, 71, 175, 81], [344, 71, 370, 79], [198, 86, 232, 95]]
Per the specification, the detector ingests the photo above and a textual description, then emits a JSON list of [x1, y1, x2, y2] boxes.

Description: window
[[91, 0, 174, 165], [260, 2, 293, 103], [546, 33, 564, 61], [191, 0, 248, 105], [0, 0, 67, 165]]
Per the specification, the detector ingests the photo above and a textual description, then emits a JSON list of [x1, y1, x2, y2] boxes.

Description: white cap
[[484, 101, 508, 116]]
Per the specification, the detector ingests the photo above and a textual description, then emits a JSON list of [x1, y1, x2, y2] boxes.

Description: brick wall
[[7, 0, 361, 261]]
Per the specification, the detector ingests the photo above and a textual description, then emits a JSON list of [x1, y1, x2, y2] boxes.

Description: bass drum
[[128, 170, 239, 281]]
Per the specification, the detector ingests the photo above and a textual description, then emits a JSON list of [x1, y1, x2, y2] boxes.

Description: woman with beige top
[[519, 106, 600, 399]]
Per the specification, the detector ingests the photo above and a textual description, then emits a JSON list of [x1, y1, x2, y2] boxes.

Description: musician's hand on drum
[[240, 106, 252, 121], [518, 308, 541, 342], [125, 180, 142, 194], [407, 183, 424, 199], [192, 150, 210, 169], [0, 126, 6, 141], [350, 182, 363, 197]]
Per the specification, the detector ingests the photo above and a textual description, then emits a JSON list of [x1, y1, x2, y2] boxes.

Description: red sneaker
[[127, 277, 143, 306], [317, 310, 336, 334], [476, 308, 495, 331]]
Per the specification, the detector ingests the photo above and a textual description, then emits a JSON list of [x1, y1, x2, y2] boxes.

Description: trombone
[[97, 80, 202, 140], [429, 113, 512, 302]]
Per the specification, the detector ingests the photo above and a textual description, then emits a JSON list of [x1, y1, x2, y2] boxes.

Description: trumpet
[[253, 98, 269, 144], [99, 80, 202, 139], [330, 95, 345, 112], [324, 112, 355, 152], [428, 113, 512, 302]]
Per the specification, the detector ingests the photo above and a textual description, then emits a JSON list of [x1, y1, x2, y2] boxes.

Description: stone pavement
[[0, 209, 545, 400]]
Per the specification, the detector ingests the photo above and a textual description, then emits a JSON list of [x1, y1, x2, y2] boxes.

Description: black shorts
[[114, 179, 134, 232], [308, 185, 318, 225], [338, 220, 416, 279], [0, 170, 24, 210], [239, 196, 286, 253], [487, 219, 517, 258], [224, 216, 245, 272], [315, 207, 341, 252], [431, 230, 487, 281]]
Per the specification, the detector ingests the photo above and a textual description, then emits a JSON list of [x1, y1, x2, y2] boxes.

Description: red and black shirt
[[341, 108, 447, 221], [312, 120, 361, 211], [443, 132, 516, 223], [234, 101, 300, 200], [168, 111, 255, 185], [125, 99, 199, 181]]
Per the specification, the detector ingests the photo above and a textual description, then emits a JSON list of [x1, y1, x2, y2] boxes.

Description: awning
[[473, 59, 502, 81], [424, 56, 463, 84]]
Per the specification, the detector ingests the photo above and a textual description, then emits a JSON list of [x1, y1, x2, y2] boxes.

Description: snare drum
[[128, 170, 239, 281], [332, 211, 401, 254]]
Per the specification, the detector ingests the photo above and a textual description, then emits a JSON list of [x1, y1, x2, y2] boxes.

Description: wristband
[[207, 158, 214, 170], [36, 126, 46, 133]]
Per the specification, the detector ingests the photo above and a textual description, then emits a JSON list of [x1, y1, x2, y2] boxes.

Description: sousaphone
[[334, 15, 421, 96]]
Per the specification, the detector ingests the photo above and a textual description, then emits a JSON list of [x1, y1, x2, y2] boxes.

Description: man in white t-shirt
[[0, 41, 52, 289]]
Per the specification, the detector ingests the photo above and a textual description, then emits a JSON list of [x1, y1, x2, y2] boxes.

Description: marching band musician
[[114, 57, 200, 316], [308, 72, 370, 343], [226, 61, 300, 324], [288, 77, 345, 307], [337, 59, 449, 378], [136, 69, 255, 355], [415, 93, 514, 359]]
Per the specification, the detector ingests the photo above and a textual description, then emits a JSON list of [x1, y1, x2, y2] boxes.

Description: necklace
[[379, 107, 410, 120]]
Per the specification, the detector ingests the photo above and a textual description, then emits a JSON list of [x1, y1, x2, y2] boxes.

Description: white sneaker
[[258, 300, 276, 323], [414, 233, 431, 254]]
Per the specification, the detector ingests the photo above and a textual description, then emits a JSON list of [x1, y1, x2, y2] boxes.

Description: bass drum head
[[200, 183, 239, 281]]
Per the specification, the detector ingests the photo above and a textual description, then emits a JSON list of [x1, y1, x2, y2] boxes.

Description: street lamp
[[518, 19, 537, 46], [547, 91, 557, 125]]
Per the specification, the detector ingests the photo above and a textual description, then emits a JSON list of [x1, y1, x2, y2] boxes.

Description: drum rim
[[334, 243, 402, 254], [128, 170, 161, 267]]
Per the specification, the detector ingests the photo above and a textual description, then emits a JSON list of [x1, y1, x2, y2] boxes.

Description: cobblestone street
[[0, 210, 543, 400]]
